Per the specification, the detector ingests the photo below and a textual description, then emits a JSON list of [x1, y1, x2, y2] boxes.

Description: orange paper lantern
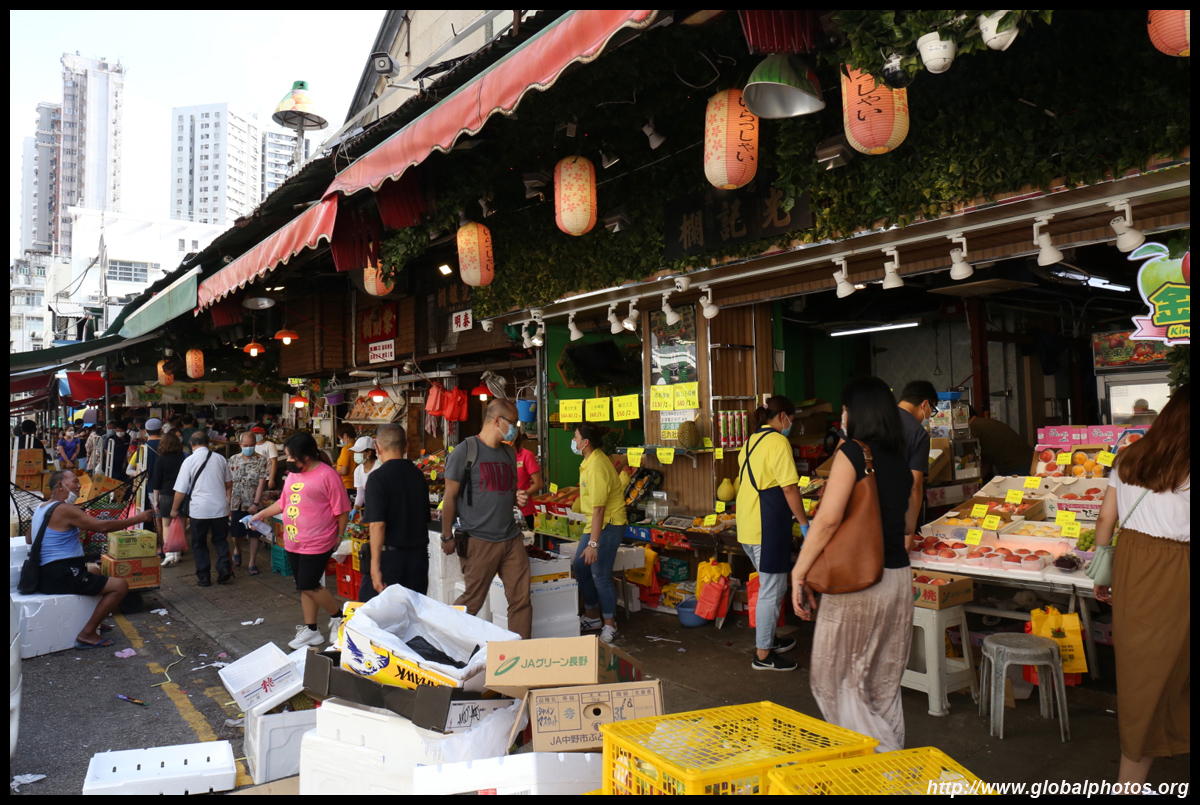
[[554, 156, 597, 236], [157, 359, 175, 386], [841, 67, 909, 155], [704, 88, 759, 190], [1148, 10, 1190, 56], [363, 263, 394, 296], [185, 349, 205, 379], [457, 221, 495, 287]]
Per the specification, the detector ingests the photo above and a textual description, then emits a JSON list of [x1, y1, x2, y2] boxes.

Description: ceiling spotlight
[[600, 147, 620, 169], [881, 52, 915, 89], [699, 286, 719, 319], [438, 263, 453, 276], [604, 207, 632, 233], [948, 233, 973, 280], [673, 276, 692, 293], [622, 301, 640, 331], [568, 312, 584, 342], [530, 322, 545, 347], [607, 304, 624, 335], [1108, 199, 1145, 253], [833, 258, 855, 298], [816, 134, 854, 170], [642, 118, 666, 150], [1033, 215, 1063, 266], [521, 322, 535, 349], [478, 191, 495, 218], [881, 248, 904, 289], [661, 293, 681, 326], [743, 54, 825, 119], [242, 296, 276, 310]]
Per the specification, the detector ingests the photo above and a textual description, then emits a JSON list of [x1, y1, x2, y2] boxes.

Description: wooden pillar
[[966, 299, 989, 414]]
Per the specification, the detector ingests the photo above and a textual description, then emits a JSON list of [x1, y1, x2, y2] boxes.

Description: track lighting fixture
[[600, 147, 620, 169], [521, 322, 535, 349], [530, 323, 545, 347], [948, 233, 973, 280], [437, 263, 453, 276], [568, 312, 584, 342], [833, 258, 855, 298], [622, 301, 640, 331], [661, 293, 681, 326], [642, 118, 666, 150], [1033, 215, 1063, 266], [881, 248, 904, 289], [1108, 199, 1145, 253], [604, 207, 631, 233], [699, 286, 719, 319], [607, 304, 624, 335]]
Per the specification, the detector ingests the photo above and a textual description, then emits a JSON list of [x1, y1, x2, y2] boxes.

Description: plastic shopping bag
[[164, 516, 188, 553], [746, 573, 786, 629], [624, 546, 658, 587], [694, 575, 730, 621], [695, 558, 731, 604], [1030, 606, 1088, 674]]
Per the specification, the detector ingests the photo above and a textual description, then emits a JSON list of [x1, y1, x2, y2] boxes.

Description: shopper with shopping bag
[[1091, 382, 1190, 790], [572, 423, 629, 644], [790, 377, 920, 753]]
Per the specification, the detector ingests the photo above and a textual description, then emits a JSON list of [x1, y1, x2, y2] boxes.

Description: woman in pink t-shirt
[[510, 432, 544, 530], [252, 433, 351, 650]]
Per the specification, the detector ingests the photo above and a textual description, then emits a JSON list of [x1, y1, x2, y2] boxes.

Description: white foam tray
[[493, 611, 580, 640], [298, 728, 415, 795], [218, 642, 302, 713], [413, 752, 603, 796], [82, 740, 236, 795], [11, 590, 100, 658], [244, 702, 316, 785]]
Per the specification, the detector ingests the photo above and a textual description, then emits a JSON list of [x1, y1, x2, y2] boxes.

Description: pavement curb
[[161, 580, 258, 659]]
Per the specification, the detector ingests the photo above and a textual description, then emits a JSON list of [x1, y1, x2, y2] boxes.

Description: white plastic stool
[[902, 604, 978, 716]]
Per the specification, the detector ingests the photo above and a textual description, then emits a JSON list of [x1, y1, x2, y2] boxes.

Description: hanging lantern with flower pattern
[[157, 359, 175, 386], [185, 349, 205, 379], [457, 221, 495, 287], [1148, 10, 1190, 56], [363, 262, 394, 296], [704, 88, 759, 190], [841, 67, 909, 155], [554, 156, 597, 235]]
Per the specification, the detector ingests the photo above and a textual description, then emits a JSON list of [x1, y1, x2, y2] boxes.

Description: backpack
[[455, 436, 516, 507]]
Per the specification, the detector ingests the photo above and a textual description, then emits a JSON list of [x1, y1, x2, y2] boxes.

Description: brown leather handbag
[[806, 441, 884, 595]]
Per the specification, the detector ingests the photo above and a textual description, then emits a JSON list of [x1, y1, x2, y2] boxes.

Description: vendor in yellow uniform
[[571, 423, 628, 645], [737, 396, 810, 672]]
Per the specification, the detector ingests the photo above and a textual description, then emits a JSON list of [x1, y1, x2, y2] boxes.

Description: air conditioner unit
[[29, 332, 41, 340]]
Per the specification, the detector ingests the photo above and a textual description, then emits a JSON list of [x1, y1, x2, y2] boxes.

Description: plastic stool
[[901, 604, 978, 716], [978, 633, 1070, 741]]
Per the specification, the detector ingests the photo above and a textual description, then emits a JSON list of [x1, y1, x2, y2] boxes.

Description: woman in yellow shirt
[[572, 423, 628, 644], [736, 396, 810, 672], [335, 424, 357, 490]]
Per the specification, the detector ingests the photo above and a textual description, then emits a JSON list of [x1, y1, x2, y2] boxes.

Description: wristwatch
[[588, 540, 599, 548], [440, 535, 455, 542]]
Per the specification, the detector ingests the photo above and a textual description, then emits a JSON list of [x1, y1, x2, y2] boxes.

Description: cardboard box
[[100, 554, 161, 589], [1083, 424, 1119, 445], [1044, 477, 1109, 521], [1036, 426, 1073, 447], [978, 475, 1055, 497], [1031, 443, 1111, 480], [927, 437, 953, 483], [1113, 427, 1148, 453], [514, 680, 664, 753], [926, 512, 1022, 545], [788, 398, 832, 438], [107, 529, 159, 559], [911, 569, 974, 610], [76, 473, 124, 504], [14, 449, 45, 475], [485, 636, 643, 699], [14, 473, 44, 493]]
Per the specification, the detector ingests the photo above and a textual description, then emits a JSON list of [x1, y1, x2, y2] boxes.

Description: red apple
[[922, 548, 939, 557], [1035, 550, 1052, 557], [1044, 463, 1058, 473], [914, 575, 931, 584], [1004, 555, 1023, 564], [995, 547, 1013, 556], [935, 541, 950, 550], [1085, 487, 1102, 495], [931, 578, 949, 586], [1062, 493, 1079, 500], [1015, 549, 1031, 556], [967, 550, 986, 559], [1039, 449, 1054, 462], [951, 542, 967, 549], [939, 549, 957, 559], [1022, 555, 1042, 564]]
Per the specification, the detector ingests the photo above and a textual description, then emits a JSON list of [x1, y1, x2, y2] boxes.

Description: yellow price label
[[430, 470, 437, 481], [656, 448, 675, 465], [1056, 453, 1073, 467], [585, 397, 611, 422], [627, 448, 644, 468], [448, 444, 454, 453], [560, 399, 584, 423], [1096, 450, 1115, 467], [714, 448, 724, 460], [982, 515, 1002, 531], [437, 500, 444, 510], [1055, 510, 1076, 525], [1062, 522, 1081, 538], [703, 514, 717, 526], [649, 386, 674, 411], [550, 483, 559, 494], [702, 437, 713, 448], [612, 394, 640, 421], [1005, 489, 1024, 504], [672, 382, 700, 410], [1024, 476, 1042, 489], [803, 498, 816, 514], [970, 503, 990, 518], [715, 501, 726, 513], [965, 529, 983, 545], [799, 476, 811, 488]]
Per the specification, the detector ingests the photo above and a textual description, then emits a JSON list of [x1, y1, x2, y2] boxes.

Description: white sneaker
[[162, 552, 181, 567], [580, 616, 602, 631], [327, 616, 344, 645], [288, 625, 325, 649], [600, 624, 618, 644]]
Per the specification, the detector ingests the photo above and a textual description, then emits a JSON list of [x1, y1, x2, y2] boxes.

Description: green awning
[[117, 267, 201, 338], [8, 330, 163, 374]]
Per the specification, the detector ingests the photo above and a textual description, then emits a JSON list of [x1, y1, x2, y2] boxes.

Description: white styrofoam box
[[316, 697, 426, 755], [11, 590, 99, 658], [493, 611, 580, 640], [425, 575, 459, 607], [413, 752, 603, 796], [490, 576, 579, 621], [612, 577, 642, 613], [218, 642, 302, 713], [244, 700, 316, 784], [444, 698, 520, 733], [453, 579, 492, 623], [612, 545, 646, 572], [286, 646, 310, 675], [10, 536, 31, 589], [298, 727, 415, 795], [529, 552, 572, 580], [427, 528, 464, 582], [82, 740, 236, 795]]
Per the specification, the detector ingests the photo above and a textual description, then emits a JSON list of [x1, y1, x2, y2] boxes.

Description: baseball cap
[[145, 418, 163, 431], [350, 436, 375, 452], [250, 426, 266, 435]]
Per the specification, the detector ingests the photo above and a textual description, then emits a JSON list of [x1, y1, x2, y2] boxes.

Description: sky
[[8, 10, 386, 261]]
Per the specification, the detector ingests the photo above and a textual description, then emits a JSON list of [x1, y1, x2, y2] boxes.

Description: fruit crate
[[600, 702, 877, 795], [765, 746, 992, 796], [270, 543, 293, 577]]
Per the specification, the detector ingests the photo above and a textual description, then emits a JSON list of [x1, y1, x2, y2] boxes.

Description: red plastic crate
[[325, 557, 337, 576]]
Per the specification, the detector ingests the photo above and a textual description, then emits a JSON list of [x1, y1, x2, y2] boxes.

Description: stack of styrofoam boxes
[[490, 576, 581, 639], [413, 752, 604, 795], [10, 535, 29, 590], [453, 578, 494, 623], [82, 741, 237, 795], [11, 533, 104, 657], [241, 649, 317, 784], [426, 527, 464, 606]]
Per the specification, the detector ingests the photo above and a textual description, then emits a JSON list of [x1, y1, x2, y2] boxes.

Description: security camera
[[481, 320, 494, 332], [673, 276, 691, 293], [372, 52, 401, 78]]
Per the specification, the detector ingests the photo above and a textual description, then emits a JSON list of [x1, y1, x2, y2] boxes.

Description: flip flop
[[75, 638, 115, 650], [248, 566, 260, 576], [232, 554, 242, 567]]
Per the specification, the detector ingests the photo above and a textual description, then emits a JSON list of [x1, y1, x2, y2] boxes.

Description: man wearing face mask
[[360, 425, 429, 602], [100, 420, 129, 480], [227, 431, 269, 574], [251, 426, 279, 490], [441, 399, 532, 639], [897, 380, 938, 548]]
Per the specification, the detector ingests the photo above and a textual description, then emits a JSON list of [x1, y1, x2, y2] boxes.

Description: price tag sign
[[550, 483, 559, 495], [673, 382, 700, 410], [1062, 522, 1081, 538], [703, 514, 717, 526], [982, 515, 1002, 531], [702, 438, 713, 448], [1056, 453, 1073, 467], [585, 397, 611, 422], [612, 394, 640, 421], [649, 386, 675, 411], [799, 476, 811, 489], [1005, 489, 1024, 504], [430, 470, 437, 481], [971, 503, 990, 518], [714, 448, 724, 460], [1096, 450, 1115, 467], [448, 445, 455, 453], [1055, 510, 1077, 526], [627, 448, 644, 468], [1023, 476, 1042, 490], [803, 498, 817, 514], [715, 501, 726, 513], [560, 399, 584, 423], [656, 448, 675, 465], [965, 529, 983, 545], [437, 500, 444, 510]]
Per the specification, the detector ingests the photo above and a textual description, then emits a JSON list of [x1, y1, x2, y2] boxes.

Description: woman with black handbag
[[790, 377, 920, 752]]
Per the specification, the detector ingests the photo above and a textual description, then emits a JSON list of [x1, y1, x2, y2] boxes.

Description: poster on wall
[[1128, 239, 1189, 346], [125, 382, 276, 406], [650, 304, 698, 386], [1091, 330, 1169, 369]]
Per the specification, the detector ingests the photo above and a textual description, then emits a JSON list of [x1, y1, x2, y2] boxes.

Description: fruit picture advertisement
[[1128, 231, 1190, 346]]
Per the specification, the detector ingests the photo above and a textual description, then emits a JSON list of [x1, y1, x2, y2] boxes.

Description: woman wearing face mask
[[349, 436, 378, 512], [572, 423, 628, 645], [736, 395, 810, 672], [335, 424, 358, 492], [57, 427, 81, 469], [252, 433, 350, 649]]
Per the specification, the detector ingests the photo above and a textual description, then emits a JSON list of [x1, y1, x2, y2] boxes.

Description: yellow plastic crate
[[766, 747, 995, 796], [600, 702, 878, 795]]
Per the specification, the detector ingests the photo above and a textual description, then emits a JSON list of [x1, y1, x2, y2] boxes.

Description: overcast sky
[[9, 9, 386, 261]]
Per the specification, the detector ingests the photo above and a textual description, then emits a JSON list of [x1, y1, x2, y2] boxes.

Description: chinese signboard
[[663, 174, 811, 261], [450, 309, 474, 332], [368, 339, 396, 364], [1091, 330, 1169, 369], [125, 382, 275, 406], [359, 302, 397, 345], [1128, 241, 1190, 346]]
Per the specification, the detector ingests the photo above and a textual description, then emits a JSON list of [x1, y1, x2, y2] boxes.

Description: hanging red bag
[[747, 573, 787, 629], [446, 387, 469, 422], [694, 574, 730, 621], [164, 516, 188, 553], [425, 382, 446, 417]]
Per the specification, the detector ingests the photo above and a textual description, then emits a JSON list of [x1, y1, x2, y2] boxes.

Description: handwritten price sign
[[672, 382, 700, 410], [560, 399, 583, 423], [982, 515, 1002, 531], [1055, 510, 1077, 526], [1062, 523, 1081, 538], [612, 394, 639, 421], [965, 529, 983, 545], [1096, 450, 1115, 467], [656, 448, 675, 465], [627, 448, 644, 468], [585, 397, 610, 422], [971, 503, 989, 518], [1024, 476, 1042, 490], [649, 386, 674, 411], [1005, 489, 1025, 504]]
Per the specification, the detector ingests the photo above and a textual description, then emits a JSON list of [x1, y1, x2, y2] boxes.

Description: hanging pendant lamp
[[185, 349, 205, 379], [457, 221, 495, 286], [743, 54, 825, 118]]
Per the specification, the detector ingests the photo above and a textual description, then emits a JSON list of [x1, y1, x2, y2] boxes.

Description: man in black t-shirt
[[360, 423, 431, 602], [897, 380, 938, 547]]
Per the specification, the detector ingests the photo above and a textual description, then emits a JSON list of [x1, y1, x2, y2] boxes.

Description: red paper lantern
[[185, 349, 205, 379], [363, 263, 394, 296], [704, 88, 759, 190], [841, 67, 909, 155], [554, 156, 597, 236], [157, 360, 175, 386], [1148, 10, 1190, 56], [457, 222, 494, 287]]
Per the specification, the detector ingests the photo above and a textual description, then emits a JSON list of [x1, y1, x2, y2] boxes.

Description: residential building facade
[[262, 127, 311, 199], [9, 253, 70, 353], [169, 103, 263, 226], [21, 103, 63, 255]]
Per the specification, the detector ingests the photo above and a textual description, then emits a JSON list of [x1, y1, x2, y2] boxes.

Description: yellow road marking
[[113, 614, 144, 648]]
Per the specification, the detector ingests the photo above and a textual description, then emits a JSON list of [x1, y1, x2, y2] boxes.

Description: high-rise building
[[262, 127, 311, 199], [170, 103, 262, 226], [9, 252, 70, 353], [21, 103, 62, 255]]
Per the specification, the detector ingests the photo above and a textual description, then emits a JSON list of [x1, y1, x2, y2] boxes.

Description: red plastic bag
[[747, 574, 787, 629], [164, 516, 187, 553], [443, 387, 469, 422], [425, 382, 446, 417], [695, 575, 730, 620]]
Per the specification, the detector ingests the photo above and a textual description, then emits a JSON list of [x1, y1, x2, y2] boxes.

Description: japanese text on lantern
[[734, 95, 757, 163], [853, 79, 884, 121]]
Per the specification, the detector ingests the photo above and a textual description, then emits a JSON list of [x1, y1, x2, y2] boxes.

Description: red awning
[[9, 373, 55, 395], [10, 392, 51, 413], [65, 371, 124, 404], [196, 195, 340, 310], [323, 10, 657, 198]]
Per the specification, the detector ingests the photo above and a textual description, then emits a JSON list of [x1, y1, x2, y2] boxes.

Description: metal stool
[[978, 633, 1070, 741], [902, 604, 978, 716]]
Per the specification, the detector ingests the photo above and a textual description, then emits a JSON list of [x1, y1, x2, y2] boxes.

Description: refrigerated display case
[[1092, 330, 1172, 426]]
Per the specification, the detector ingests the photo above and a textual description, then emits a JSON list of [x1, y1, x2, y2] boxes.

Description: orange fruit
[[1092, 466, 1106, 477], [1073, 452, 1087, 465], [1072, 465, 1086, 476], [1083, 459, 1097, 472]]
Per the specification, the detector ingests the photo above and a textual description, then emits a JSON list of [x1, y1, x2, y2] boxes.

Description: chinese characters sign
[[663, 175, 811, 261], [359, 302, 397, 345], [1128, 241, 1190, 345], [451, 309, 474, 333], [368, 340, 395, 364]]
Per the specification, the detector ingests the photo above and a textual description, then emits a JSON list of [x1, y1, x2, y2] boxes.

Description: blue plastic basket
[[937, 391, 963, 401], [676, 597, 712, 628]]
